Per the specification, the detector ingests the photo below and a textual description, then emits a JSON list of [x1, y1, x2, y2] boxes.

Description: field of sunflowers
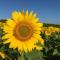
[[0, 11, 60, 60]]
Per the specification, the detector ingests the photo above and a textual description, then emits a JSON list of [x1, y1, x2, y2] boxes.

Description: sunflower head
[[2, 10, 44, 53]]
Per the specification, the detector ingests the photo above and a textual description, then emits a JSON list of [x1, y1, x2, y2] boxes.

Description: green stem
[[21, 52, 24, 60], [18, 52, 24, 60]]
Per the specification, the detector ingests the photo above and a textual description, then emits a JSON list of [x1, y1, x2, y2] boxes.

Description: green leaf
[[53, 49, 58, 55], [25, 50, 44, 60]]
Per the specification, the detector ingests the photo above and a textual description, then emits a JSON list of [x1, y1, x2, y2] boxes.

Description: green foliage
[[24, 50, 44, 60], [43, 23, 60, 28], [41, 31, 60, 60]]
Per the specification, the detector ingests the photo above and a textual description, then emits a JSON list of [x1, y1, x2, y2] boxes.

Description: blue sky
[[0, 0, 60, 24]]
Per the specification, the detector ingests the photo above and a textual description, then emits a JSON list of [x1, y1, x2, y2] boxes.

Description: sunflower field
[[0, 10, 60, 60]]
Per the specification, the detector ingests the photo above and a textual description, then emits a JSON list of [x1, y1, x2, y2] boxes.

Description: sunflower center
[[14, 22, 33, 41], [18, 26, 30, 37]]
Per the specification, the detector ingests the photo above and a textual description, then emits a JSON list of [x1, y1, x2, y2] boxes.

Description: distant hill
[[43, 23, 60, 28], [0, 20, 60, 28]]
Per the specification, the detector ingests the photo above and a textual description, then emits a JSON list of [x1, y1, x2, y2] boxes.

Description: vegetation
[[0, 20, 60, 60]]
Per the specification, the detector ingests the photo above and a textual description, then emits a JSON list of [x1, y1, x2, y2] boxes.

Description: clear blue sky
[[0, 0, 60, 24]]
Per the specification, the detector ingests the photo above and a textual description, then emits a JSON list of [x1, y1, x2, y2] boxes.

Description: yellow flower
[[2, 10, 43, 53], [54, 27, 60, 32], [0, 22, 3, 29], [41, 27, 47, 32], [45, 27, 55, 35], [34, 37, 44, 50], [44, 26, 60, 35], [0, 52, 5, 58]]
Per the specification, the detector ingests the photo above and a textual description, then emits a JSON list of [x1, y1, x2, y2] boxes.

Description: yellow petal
[[34, 27, 41, 31], [12, 11, 19, 20], [26, 10, 28, 16], [34, 45, 42, 50], [39, 37, 44, 45], [0, 52, 5, 58], [18, 11, 24, 21], [34, 23, 43, 27], [2, 33, 12, 39], [33, 13, 37, 18], [34, 30, 41, 34], [3, 24, 13, 33], [33, 18, 39, 22], [33, 33, 40, 40], [25, 10, 29, 20], [6, 19, 16, 28], [29, 11, 33, 18], [3, 40, 10, 44], [22, 10, 25, 15], [23, 43, 28, 53]]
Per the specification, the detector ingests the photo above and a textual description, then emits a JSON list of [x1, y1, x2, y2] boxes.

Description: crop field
[[0, 20, 60, 60]]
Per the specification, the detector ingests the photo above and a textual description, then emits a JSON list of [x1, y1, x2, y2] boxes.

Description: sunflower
[[0, 52, 5, 58], [0, 22, 3, 29], [2, 10, 43, 53]]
